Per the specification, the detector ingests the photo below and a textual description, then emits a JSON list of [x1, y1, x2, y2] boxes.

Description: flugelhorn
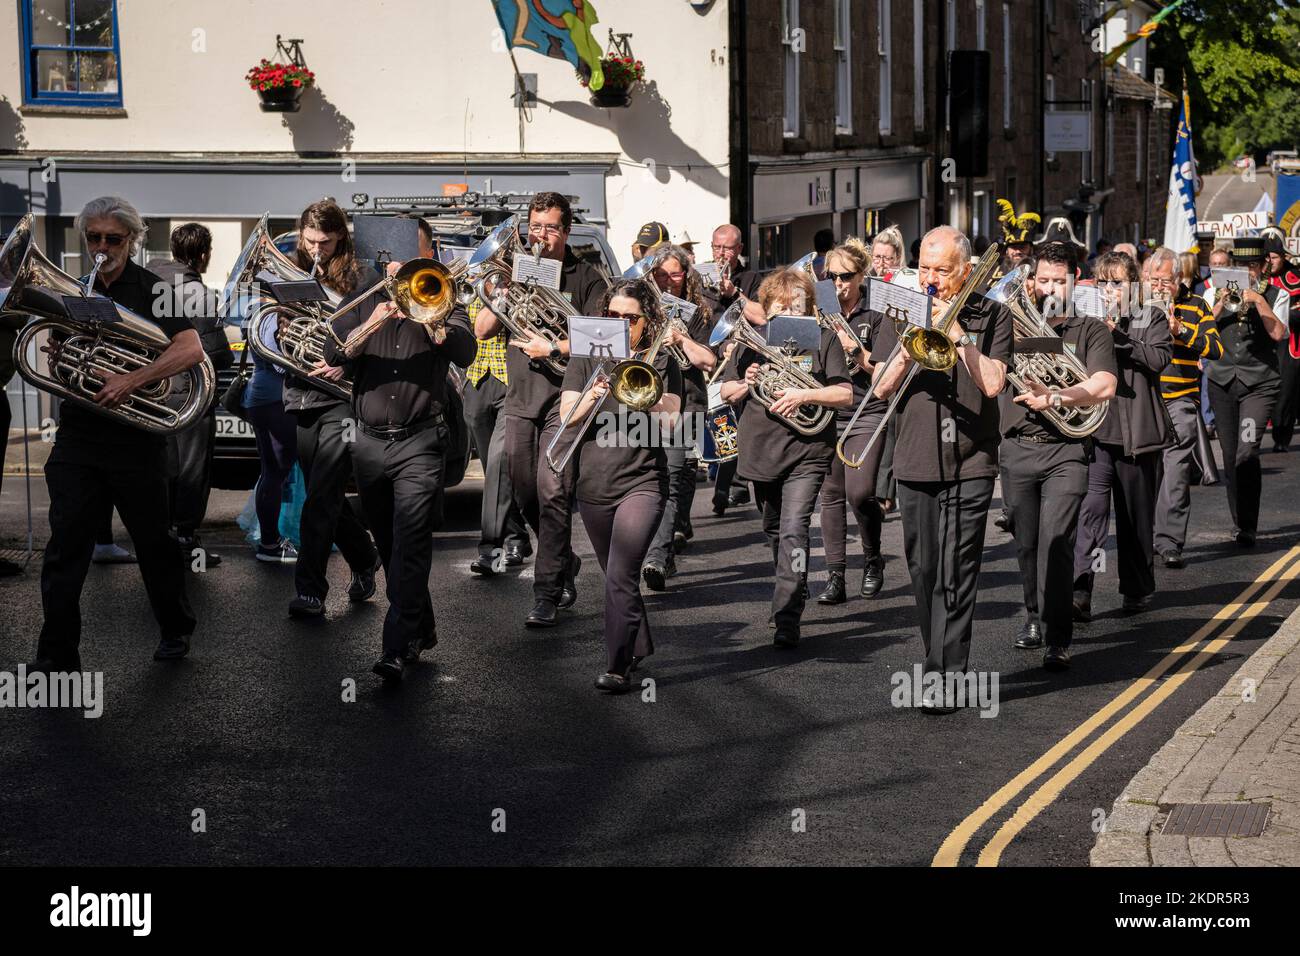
[[544, 315, 671, 475], [0, 215, 215, 434], [837, 244, 1001, 467]]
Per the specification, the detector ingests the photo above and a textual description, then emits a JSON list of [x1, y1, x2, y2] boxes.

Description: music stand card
[[352, 215, 420, 266], [1069, 285, 1107, 321], [1210, 267, 1250, 292], [659, 292, 698, 325], [868, 278, 933, 330], [814, 279, 843, 317], [268, 279, 329, 305], [764, 314, 822, 353], [512, 255, 562, 290], [61, 296, 120, 324], [696, 261, 722, 286], [568, 316, 630, 361]]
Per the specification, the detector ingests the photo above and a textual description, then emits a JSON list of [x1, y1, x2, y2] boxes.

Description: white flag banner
[[1163, 89, 1198, 253]]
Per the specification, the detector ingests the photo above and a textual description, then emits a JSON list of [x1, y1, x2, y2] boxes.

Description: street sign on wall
[[1044, 111, 1093, 152]]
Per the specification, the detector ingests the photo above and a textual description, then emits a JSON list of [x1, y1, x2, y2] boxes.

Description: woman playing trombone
[[556, 280, 683, 694]]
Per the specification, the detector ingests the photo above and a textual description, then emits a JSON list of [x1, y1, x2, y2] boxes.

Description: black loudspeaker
[[948, 50, 991, 178]]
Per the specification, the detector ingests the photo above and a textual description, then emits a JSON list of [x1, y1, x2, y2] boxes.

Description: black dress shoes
[[817, 571, 847, 605], [1236, 529, 1257, 547], [1160, 550, 1185, 569], [153, 636, 190, 661], [1072, 594, 1092, 623], [1122, 593, 1151, 614], [1014, 621, 1044, 649], [773, 628, 800, 649], [557, 555, 582, 609], [861, 560, 884, 598], [728, 486, 750, 507], [525, 600, 558, 628], [504, 543, 528, 566], [711, 493, 728, 516], [27, 653, 83, 674], [402, 630, 437, 663], [1043, 645, 1071, 671], [0, 557, 24, 577], [349, 556, 381, 600], [372, 653, 404, 681], [673, 530, 689, 553], [595, 672, 632, 694], [642, 563, 667, 592], [469, 554, 498, 576], [993, 509, 1014, 533]]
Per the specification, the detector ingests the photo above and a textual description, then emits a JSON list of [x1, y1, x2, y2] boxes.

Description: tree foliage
[[1151, 1, 1300, 170]]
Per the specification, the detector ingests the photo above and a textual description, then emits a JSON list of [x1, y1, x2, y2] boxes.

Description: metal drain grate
[[1161, 803, 1271, 838]]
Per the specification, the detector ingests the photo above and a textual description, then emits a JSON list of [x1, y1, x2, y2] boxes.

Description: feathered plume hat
[[997, 199, 1040, 246]]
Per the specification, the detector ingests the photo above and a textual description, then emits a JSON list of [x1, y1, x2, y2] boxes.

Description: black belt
[[1010, 431, 1061, 444], [358, 414, 443, 442]]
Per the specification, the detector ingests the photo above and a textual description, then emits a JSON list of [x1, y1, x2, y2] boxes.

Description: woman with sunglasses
[[817, 238, 887, 606], [718, 269, 853, 648], [558, 281, 683, 693]]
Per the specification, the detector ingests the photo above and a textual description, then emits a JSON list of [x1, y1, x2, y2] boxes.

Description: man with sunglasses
[[31, 197, 204, 673], [474, 191, 607, 628]]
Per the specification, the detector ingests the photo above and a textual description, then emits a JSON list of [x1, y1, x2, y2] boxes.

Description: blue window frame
[[20, 1, 124, 107]]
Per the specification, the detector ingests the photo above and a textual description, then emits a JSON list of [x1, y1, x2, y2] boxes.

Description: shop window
[[20, 1, 123, 107]]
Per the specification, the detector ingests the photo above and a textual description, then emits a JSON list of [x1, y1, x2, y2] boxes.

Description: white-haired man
[[31, 196, 204, 673], [870, 226, 1013, 712]]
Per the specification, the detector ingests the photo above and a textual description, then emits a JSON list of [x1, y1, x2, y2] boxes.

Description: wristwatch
[[548, 345, 562, 361], [958, 332, 975, 348], [1050, 390, 1065, 411]]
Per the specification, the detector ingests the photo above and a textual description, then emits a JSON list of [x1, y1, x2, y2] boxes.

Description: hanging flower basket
[[246, 59, 315, 113], [581, 56, 644, 108]]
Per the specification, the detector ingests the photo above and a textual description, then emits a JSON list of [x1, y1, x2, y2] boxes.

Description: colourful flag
[[1104, 0, 1188, 67], [490, 0, 605, 90], [1163, 86, 1198, 253]]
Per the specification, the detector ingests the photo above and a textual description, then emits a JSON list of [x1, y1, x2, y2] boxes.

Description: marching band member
[[718, 269, 852, 648], [869, 226, 905, 279], [1154, 249, 1223, 569], [817, 238, 885, 605], [630, 221, 669, 264], [284, 200, 381, 617], [475, 191, 607, 628], [323, 267, 476, 681], [557, 280, 683, 692], [999, 242, 1117, 670], [641, 244, 716, 591], [869, 226, 1013, 711], [1205, 236, 1289, 547], [1264, 235, 1300, 453], [995, 200, 1040, 278], [31, 197, 203, 672], [1072, 251, 1173, 619]]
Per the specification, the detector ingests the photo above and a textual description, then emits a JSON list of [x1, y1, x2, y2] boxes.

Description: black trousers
[[1073, 442, 1159, 600], [37, 444, 196, 662], [677, 454, 698, 535], [713, 457, 739, 502], [1209, 376, 1280, 535], [897, 477, 995, 675], [1273, 344, 1300, 448], [1001, 438, 1088, 648], [352, 426, 444, 655], [505, 403, 577, 604], [579, 489, 664, 674], [822, 409, 888, 574], [0, 393, 9, 503], [167, 410, 216, 538], [463, 375, 527, 557], [645, 444, 689, 567], [752, 456, 828, 633], [293, 403, 378, 600]]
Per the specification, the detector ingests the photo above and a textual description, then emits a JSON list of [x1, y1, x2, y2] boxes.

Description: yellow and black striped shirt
[[1160, 291, 1223, 402]]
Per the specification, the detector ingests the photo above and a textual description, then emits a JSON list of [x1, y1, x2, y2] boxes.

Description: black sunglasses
[[85, 232, 128, 247], [605, 310, 645, 321], [826, 270, 859, 282]]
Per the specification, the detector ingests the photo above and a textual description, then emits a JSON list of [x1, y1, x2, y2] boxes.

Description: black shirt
[[503, 250, 609, 421], [561, 350, 683, 505], [283, 263, 380, 415], [999, 312, 1116, 442], [1207, 285, 1284, 390], [55, 259, 194, 460], [678, 301, 715, 419], [721, 327, 852, 482], [325, 303, 476, 429], [870, 295, 1015, 483], [835, 288, 874, 425]]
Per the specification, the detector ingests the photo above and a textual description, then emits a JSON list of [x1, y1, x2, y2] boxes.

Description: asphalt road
[[1197, 171, 1272, 224], [1, 439, 1297, 867]]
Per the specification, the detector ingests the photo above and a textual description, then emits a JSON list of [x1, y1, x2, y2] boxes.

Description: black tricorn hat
[[1034, 216, 1086, 253]]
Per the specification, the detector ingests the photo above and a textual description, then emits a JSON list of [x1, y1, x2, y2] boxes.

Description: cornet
[[623, 255, 695, 369], [793, 251, 870, 375]]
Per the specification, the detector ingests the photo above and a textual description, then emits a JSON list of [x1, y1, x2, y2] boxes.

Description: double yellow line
[[933, 545, 1300, 867]]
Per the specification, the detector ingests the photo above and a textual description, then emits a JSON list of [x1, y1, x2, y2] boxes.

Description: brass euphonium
[[709, 302, 834, 437], [984, 265, 1108, 438], [467, 216, 574, 375], [0, 215, 215, 435]]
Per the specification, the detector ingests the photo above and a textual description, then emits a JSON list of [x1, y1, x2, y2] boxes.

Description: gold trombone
[[544, 315, 672, 475], [321, 257, 459, 359], [837, 244, 1002, 468]]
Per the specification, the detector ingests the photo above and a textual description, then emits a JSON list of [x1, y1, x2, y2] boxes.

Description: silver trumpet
[[467, 216, 573, 376], [709, 301, 834, 437], [0, 215, 215, 435], [984, 265, 1107, 438]]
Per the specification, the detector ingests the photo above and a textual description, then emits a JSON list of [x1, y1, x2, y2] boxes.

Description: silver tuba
[[0, 215, 216, 435], [984, 265, 1108, 438], [468, 216, 575, 376], [708, 303, 834, 437]]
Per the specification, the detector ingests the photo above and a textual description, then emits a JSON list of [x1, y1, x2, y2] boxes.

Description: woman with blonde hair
[[870, 226, 906, 279], [717, 268, 853, 648]]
